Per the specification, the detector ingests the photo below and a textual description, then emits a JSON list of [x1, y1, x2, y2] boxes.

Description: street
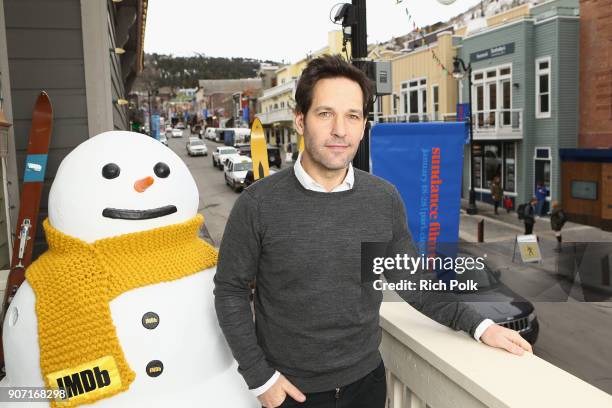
[[166, 128, 241, 246]]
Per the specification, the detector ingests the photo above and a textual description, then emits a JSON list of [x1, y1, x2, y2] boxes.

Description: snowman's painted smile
[[102, 205, 177, 220]]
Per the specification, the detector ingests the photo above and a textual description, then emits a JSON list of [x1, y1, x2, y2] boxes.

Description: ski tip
[[36, 91, 53, 113]]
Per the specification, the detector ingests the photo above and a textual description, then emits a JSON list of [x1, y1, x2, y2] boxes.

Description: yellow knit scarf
[[25, 214, 217, 407]]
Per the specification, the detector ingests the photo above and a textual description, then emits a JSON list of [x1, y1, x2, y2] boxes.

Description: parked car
[[453, 256, 539, 344], [164, 126, 173, 135], [171, 128, 183, 138], [204, 127, 217, 140], [224, 155, 253, 192], [233, 143, 281, 168], [176, 122, 185, 129], [212, 146, 238, 169], [159, 134, 168, 146], [244, 167, 279, 188], [186, 138, 208, 156], [223, 128, 251, 146]]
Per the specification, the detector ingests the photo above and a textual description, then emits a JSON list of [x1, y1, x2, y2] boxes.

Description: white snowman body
[[0, 131, 257, 407]]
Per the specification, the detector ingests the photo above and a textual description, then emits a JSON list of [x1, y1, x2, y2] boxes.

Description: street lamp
[[453, 57, 478, 215]]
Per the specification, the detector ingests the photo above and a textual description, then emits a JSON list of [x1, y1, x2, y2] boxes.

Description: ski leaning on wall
[[0, 91, 52, 372]]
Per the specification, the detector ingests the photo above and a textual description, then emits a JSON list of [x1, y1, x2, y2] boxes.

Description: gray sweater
[[214, 167, 485, 393]]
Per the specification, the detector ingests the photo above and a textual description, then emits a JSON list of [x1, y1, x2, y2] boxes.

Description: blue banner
[[151, 114, 160, 140], [371, 122, 467, 255], [242, 106, 250, 122], [457, 103, 471, 123]]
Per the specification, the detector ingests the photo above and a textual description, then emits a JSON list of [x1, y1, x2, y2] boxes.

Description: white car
[[204, 127, 217, 140], [224, 155, 253, 192], [171, 128, 183, 138], [212, 146, 238, 169], [176, 122, 186, 129], [165, 126, 173, 135], [186, 138, 208, 156]]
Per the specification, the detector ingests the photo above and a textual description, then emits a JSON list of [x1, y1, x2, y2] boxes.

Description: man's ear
[[295, 111, 305, 135]]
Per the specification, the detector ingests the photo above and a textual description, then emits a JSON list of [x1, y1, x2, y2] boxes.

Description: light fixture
[[333, 4, 356, 26], [111, 47, 126, 55], [452, 58, 464, 79], [0, 109, 12, 158], [114, 98, 129, 106], [112, 0, 123, 3]]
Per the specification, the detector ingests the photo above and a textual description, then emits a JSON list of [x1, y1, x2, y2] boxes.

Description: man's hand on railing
[[480, 324, 533, 355]]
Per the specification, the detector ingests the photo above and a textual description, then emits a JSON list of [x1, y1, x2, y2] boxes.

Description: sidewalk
[[459, 198, 612, 243], [459, 198, 612, 299]]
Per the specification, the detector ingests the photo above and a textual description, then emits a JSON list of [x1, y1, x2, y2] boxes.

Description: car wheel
[[225, 175, 230, 186]]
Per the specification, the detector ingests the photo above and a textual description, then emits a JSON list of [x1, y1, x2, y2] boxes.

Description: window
[[392, 93, 398, 115], [471, 65, 512, 129], [401, 78, 427, 120], [571, 181, 597, 200], [536, 57, 551, 118], [432, 85, 439, 120], [484, 145, 502, 189], [471, 142, 516, 193]]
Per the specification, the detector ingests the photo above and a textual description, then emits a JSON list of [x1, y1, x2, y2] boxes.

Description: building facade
[[559, 0, 612, 229], [457, 0, 580, 210], [0, 0, 146, 276], [379, 30, 458, 123]]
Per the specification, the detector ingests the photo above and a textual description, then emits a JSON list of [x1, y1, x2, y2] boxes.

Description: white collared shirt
[[252, 152, 493, 396], [293, 152, 354, 192]]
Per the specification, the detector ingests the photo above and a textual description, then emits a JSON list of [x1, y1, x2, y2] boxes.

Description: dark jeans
[[525, 222, 534, 235], [273, 360, 387, 408], [493, 200, 500, 214], [536, 199, 546, 216]]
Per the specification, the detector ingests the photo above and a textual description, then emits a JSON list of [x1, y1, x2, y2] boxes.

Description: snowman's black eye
[[102, 163, 120, 179], [154, 162, 170, 178]]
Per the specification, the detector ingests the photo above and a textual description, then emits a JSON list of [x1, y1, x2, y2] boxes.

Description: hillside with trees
[[133, 53, 280, 91]]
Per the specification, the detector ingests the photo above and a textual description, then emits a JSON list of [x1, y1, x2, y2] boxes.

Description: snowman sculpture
[[1, 131, 258, 407]]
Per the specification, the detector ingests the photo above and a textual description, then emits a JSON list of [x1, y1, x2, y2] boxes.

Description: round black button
[[146, 360, 163, 377], [142, 312, 159, 330]]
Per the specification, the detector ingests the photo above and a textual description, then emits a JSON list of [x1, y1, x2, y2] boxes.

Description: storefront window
[[484, 145, 502, 189]]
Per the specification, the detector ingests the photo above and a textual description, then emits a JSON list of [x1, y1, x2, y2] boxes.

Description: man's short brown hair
[[294, 54, 374, 118]]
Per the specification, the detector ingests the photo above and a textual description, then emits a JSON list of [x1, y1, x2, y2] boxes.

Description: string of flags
[[395, 0, 453, 78]]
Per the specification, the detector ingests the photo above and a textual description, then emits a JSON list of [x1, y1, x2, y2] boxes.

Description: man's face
[[295, 77, 367, 171]]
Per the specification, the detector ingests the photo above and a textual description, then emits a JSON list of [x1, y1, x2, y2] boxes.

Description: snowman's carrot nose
[[134, 176, 154, 192]]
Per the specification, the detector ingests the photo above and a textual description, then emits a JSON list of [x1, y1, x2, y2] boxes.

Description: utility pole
[[350, 0, 371, 173]]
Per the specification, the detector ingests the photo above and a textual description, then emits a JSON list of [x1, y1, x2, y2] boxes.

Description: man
[[535, 182, 548, 216], [490, 176, 503, 215], [524, 197, 538, 235], [214, 55, 531, 408]]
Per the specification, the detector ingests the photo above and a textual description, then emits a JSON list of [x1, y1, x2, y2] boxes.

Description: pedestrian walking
[[523, 197, 538, 235], [535, 182, 548, 216], [490, 176, 503, 215], [214, 55, 531, 408], [550, 201, 567, 251]]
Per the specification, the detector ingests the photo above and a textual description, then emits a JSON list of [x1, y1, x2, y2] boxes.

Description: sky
[[144, 0, 484, 63]]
